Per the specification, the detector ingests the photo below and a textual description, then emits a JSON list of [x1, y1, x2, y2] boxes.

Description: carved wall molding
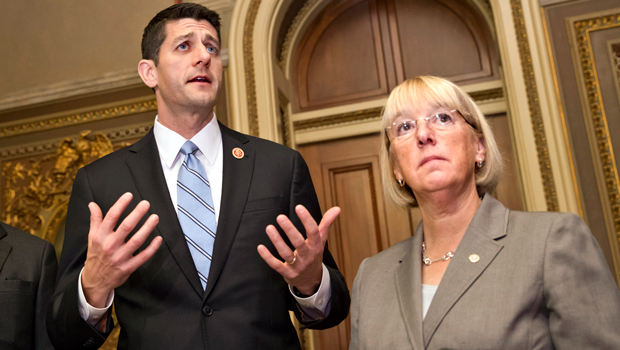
[[2, 131, 114, 241], [0, 98, 156, 139], [278, 90, 292, 147], [294, 107, 383, 131], [468, 87, 504, 101], [243, 0, 263, 136], [292, 88, 505, 132], [0, 123, 152, 161], [0, 68, 144, 112], [574, 13, 620, 245], [510, 0, 559, 211], [611, 40, 620, 108], [278, 0, 320, 70]]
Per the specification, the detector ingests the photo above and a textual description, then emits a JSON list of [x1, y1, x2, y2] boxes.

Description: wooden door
[[297, 113, 522, 350]]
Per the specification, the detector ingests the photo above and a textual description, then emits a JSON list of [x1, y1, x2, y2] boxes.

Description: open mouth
[[188, 76, 211, 84]]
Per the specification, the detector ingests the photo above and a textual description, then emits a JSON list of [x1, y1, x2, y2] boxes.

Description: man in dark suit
[[46, 3, 349, 349], [0, 222, 57, 350]]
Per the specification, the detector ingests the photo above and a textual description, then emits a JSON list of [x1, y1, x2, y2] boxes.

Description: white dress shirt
[[78, 116, 331, 325]]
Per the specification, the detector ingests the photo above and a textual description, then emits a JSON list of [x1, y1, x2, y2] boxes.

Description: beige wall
[[0, 0, 170, 97]]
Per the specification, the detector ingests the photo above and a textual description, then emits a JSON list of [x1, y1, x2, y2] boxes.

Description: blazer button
[[202, 305, 213, 316]]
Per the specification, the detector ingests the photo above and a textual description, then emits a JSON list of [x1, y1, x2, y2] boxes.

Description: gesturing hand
[[81, 193, 162, 308], [257, 205, 340, 296]]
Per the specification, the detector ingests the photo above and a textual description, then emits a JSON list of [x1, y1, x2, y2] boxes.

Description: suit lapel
[[422, 195, 509, 347], [203, 123, 254, 299], [395, 226, 425, 350], [125, 129, 204, 297], [0, 225, 10, 272]]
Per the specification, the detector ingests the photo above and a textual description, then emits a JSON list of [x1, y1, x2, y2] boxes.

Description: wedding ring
[[287, 251, 297, 265]]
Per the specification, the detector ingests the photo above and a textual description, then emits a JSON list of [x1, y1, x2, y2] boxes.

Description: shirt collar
[[153, 115, 222, 169]]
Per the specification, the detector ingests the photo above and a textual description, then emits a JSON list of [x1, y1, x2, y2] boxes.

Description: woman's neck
[[416, 186, 482, 251]]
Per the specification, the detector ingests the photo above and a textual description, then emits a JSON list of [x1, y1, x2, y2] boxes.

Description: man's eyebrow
[[203, 34, 220, 47], [172, 32, 195, 43]]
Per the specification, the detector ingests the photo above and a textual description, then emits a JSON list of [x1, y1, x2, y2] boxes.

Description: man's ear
[[138, 59, 158, 88]]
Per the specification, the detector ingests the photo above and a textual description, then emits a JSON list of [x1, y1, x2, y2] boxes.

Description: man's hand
[[257, 205, 340, 296], [81, 193, 162, 308]]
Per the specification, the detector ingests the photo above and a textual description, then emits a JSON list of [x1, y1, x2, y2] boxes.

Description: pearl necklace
[[422, 241, 455, 266]]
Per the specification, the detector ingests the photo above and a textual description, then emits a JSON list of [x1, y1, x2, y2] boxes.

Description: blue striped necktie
[[177, 141, 217, 290]]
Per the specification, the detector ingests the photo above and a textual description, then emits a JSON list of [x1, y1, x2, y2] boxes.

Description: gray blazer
[[350, 194, 620, 350]]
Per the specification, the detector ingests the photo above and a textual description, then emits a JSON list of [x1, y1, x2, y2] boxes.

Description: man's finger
[[88, 202, 103, 236], [124, 235, 163, 275], [99, 192, 134, 234], [114, 200, 151, 242], [318, 206, 341, 242], [121, 213, 159, 257], [275, 214, 307, 250], [295, 205, 322, 249], [257, 245, 292, 278], [265, 225, 296, 263]]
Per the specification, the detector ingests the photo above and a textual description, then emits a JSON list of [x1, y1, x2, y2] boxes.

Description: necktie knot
[[180, 141, 199, 156]]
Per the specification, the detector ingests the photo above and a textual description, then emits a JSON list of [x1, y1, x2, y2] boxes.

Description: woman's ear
[[138, 59, 158, 88], [476, 135, 486, 163]]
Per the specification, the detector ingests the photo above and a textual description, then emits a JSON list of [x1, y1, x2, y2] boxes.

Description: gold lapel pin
[[469, 254, 480, 263], [232, 147, 244, 159]]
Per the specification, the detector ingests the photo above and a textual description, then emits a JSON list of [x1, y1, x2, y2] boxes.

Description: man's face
[[148, 18, 222, 116]]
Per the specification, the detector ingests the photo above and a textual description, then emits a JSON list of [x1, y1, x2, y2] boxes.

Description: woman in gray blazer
[[349, 76, 620, 349]]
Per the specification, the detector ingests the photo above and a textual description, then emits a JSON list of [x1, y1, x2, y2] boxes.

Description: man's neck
[[157, 109, 215, 140]]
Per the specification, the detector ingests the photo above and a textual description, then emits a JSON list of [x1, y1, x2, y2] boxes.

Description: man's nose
[[195, 44, 211, 66]]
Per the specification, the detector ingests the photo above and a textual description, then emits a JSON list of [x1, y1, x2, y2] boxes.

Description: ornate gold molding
[[243, 0, 263, 137], [0, 99, 156, 139], [278, 0, 320, 70], [574, 13, 620, 244], [1, 131, 114, 241], [278, 90, 292, 147], [292, 88, 504, 132], [510, 0, 559, 211], [0, 124, 152, 161], [294, 107, 383, 131], [468, 87, 504, 101]]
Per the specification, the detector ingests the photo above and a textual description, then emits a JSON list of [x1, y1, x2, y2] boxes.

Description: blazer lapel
[[422, 195, 509, 347], [203, 123, 254, 299], [0, 225, 10, 272], [395, 227, 425, 350], [125, 129, 204, 297]]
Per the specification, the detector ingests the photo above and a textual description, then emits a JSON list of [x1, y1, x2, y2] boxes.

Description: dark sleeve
[[47, 168, 112, 350], [35, 241, 57, 350], [289, 151, 351, 329], [543, 213, 620, 348]]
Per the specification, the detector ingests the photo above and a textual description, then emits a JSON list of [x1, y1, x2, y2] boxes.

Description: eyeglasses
[[385, 109, 474, 141]]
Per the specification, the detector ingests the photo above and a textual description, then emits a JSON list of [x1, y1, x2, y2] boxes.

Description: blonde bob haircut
[[380, 76, 503, 207]]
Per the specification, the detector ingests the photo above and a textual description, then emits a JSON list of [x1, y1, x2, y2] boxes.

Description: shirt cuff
[[78, 268, 114, 327], [289, 263, 332, 316]]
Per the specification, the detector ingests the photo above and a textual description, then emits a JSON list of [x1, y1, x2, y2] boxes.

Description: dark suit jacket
[[350, 194, 620, 350], [47, 124, 350, 350], [0, 222, 57, 350]]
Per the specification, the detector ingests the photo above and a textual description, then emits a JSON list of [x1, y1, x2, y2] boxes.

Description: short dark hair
[[141, 3, 221, 66]]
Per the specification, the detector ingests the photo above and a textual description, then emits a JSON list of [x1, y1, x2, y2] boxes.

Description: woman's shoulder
[[508, 208, 584, 231]]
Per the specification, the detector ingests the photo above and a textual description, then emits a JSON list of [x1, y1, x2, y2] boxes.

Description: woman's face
[[390, 99, 485, 198]]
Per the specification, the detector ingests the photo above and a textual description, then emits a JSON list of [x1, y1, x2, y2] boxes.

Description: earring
[[476, 160, 484, 168], [398, 179, 405, 187]]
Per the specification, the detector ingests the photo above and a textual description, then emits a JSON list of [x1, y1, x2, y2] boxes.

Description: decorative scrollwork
[[2, 130, 114, 241], [574, 13, 620, 246], [510, 0, 559, 211]]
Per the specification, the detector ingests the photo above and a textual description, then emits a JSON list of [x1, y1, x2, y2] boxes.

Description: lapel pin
[[232, 147, 244, 159], [469, 254, 480, 263]]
